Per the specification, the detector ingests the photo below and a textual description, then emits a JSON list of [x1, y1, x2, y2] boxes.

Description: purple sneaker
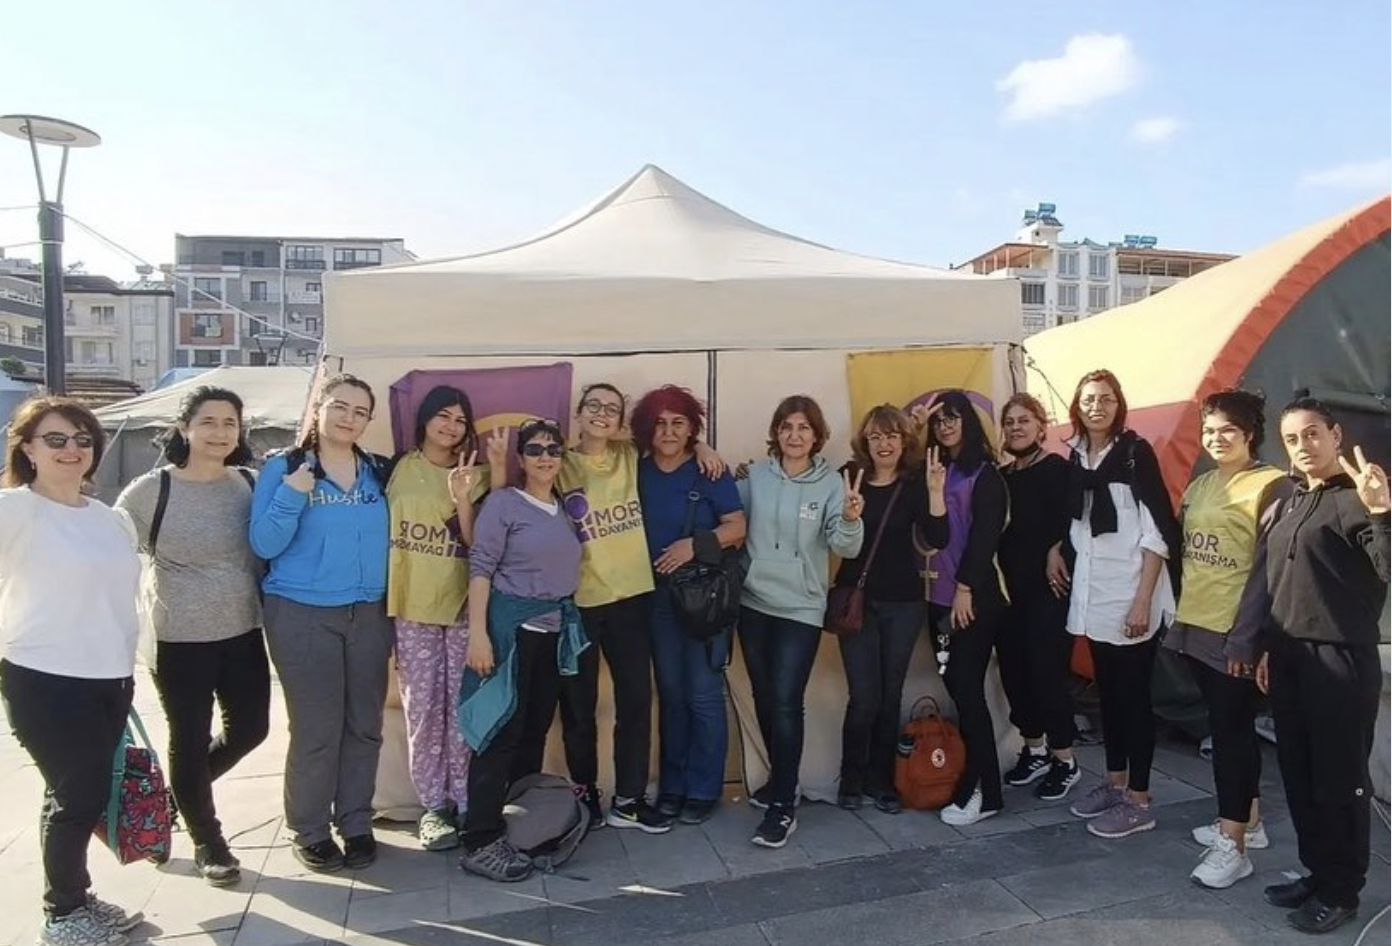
[[1068, 782, 1124, 819], [1086, 798, 1156, 839]]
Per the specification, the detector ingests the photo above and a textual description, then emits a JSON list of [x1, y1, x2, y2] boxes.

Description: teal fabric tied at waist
[[457, 591, 588, 753]]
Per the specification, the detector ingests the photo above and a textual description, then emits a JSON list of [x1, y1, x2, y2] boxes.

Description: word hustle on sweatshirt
[[562, 490, 644, 543]]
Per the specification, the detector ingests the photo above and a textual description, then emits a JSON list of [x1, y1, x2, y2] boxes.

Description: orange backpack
[[894, 697, 966, 810]]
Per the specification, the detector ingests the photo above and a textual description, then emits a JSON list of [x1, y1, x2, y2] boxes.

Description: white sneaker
[[1190, 833, 1254, 889], [37, 908, 128, 946], [940, 790, 1000, 827], [1190, 819, 1269, 850]]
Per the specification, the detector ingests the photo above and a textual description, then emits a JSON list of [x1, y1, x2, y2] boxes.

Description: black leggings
[[1187, 656, 1261, 823], [933, 603, 1003, 811], [1089, 637, 1157, 793], [995, 591, 1074, 750]]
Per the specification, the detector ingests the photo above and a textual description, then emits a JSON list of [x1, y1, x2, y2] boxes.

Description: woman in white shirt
[[1053, 370, 1180, 841], [0, 397, 144, 946]]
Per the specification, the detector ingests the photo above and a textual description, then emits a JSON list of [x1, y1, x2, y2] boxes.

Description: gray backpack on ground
[[503, 773, 589, 872]]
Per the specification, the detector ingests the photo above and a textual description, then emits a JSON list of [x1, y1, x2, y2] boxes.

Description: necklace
[[1010, 447, 1045, 472]]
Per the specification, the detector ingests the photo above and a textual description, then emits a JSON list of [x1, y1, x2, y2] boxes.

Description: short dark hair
[[630, 385, 705, 453], [1068, 369, 1129, 442], [576, 382, 626, 425], [3, 396, 105, 487], [766, 395, 830, 458], [924, 389, 994, 473], [1201, 389, 1267, 455], [850, 404, 920, 474], [158, 385, 255, 468], [1280, 394, 1337, 428], [413, 385, 478, 458], [516, 418, 564, 453]]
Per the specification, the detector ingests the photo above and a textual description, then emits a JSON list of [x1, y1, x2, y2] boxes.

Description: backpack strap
[[236, 467, 255, 490], [148, 469, 172, 555]]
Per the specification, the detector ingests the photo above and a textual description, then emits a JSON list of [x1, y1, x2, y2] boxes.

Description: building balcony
[[332, 260, 379, 271], [244, 293, 282, 306], [286, 289, 323, 305], [66, 323, 119, 338], [285, 260, 327, 271]]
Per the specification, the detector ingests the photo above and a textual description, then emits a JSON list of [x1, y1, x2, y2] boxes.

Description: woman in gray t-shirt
[[116, 386, 269, 888]]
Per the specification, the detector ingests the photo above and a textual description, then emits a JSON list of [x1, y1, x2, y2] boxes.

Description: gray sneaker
[[84, 896, 143, 934], [37, 908, 128, 946], [1086, 798, 1157, 839], [418, 808, 460, 852], [1069, 781, 1124, 819], [460, 837, 534, 883]]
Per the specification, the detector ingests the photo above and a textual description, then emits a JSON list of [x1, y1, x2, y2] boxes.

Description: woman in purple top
[[920, 390, 1008, 826]]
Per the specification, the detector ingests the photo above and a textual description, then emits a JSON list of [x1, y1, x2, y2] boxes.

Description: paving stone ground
[[0, 670, 1386, 946]]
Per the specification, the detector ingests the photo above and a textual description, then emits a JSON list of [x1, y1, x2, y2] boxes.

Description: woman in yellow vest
[[1163, 389, 1290, 889], [556, 382, 722, 832], [385, 385, 491, 851]]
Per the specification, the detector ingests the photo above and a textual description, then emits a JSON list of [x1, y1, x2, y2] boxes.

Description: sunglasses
[[36, 432, 96, 449], [521, 442, 565, 458]]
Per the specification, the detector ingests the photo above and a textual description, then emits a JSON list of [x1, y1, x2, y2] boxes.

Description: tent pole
[[706, 349, 718, 447]]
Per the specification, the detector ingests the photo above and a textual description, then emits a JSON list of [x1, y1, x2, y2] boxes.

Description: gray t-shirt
[[117, 467, 263, 643]]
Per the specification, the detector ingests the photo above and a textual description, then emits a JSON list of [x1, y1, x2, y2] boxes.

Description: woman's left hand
[[1123, 600, 1149, 639], [950, 585, 975, 630], [654, 537, 696, 575], [1339, 445, 1391, 514], [448, 450, 479, 504], [694, 442, 727, 479]]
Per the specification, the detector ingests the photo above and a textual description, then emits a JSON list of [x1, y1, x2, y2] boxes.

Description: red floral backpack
[[95, 710, 172, 865]]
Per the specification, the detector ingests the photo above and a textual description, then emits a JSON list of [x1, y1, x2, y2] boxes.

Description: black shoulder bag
[[668, 473, 742, 642]]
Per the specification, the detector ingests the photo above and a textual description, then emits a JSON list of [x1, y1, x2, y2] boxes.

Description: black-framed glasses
[[521, 442, 565, 458], [580, 399, 622, 419], [36, 432, 95, 450], [931, 413, 962, 429]]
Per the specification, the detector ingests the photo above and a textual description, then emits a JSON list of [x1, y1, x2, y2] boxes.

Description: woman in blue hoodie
[[250, 374, 393, 875], [738, 394, 865, 849]]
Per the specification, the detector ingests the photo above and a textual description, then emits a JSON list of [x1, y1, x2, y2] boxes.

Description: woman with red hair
[[633, 386, 746, 825]]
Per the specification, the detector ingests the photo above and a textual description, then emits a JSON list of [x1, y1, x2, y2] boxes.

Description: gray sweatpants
[[264, 594, 395, 846]]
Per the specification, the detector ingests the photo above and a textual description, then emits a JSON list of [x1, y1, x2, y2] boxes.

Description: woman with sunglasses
[[554, 383, 722, 832], [0, 397, 145, 946], [250, 374, 394, 874], [115, 386, 268, 888], [385, 385, 491, 852], [458, 419, 586, 883], [1059, 369, 1180, 840], [917, 391, 1008, 827], [739, 395, 865, 849], [832, 405, 946, 815]]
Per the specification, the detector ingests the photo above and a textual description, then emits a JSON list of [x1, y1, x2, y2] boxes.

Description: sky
[[1, 1, 1388, 281]]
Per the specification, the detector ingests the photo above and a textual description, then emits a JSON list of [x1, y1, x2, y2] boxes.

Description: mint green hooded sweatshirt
[[737, 456, 865, 628]]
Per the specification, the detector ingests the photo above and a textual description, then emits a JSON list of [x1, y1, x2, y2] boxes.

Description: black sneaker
[[606, 797, 674, 834], [1004, 746, 1052, 786], [749, 783, 800, 810], [194, 842, 242, 887], [679, 799, 718, 825], [293, 838, 345, 873], [342, 834, 378, 870], [577, 785, 605, 830], [751, 805, 797, 848], [1034, 758, 1081, 801], [872, 791, 903, 815], [655, 793, 685, 819]]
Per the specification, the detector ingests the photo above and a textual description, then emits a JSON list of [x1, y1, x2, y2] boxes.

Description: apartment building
[[958, 203, 1235, 336], [171, 235, 413, 368]]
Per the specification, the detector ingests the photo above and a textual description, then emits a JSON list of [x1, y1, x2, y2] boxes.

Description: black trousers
[[559, 593, 653, 800], [0, 660, 132, 918], [738, 608, 822, 808], [838, 599, 923, 795], [932, 603, 1003, 811], [1268, 636, 1381, 909], [462, 631, 560, 852], [1090, 637, 1157, 792], [153, 629, 272, 847], [995, 590, 1075, 750], [1187, 656, 1262, 823]]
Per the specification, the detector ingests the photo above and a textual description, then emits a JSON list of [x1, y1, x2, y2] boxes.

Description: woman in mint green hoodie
[[737, 395, 865, 850]]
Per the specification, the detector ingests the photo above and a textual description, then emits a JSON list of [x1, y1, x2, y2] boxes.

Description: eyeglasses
[[326, 400, 372, 421], [36, 432, 95, 450], [580, 399, 622, 419], [931, 414, 962, 429], [1079, 396, 1117, 409], [521, 442, 565, 458], [866, 432, 903, 444]]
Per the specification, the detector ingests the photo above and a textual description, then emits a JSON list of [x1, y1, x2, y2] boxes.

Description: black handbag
[[668, 473, 741, 641]]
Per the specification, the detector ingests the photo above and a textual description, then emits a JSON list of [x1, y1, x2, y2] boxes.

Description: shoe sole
[[1190, 829, 1270, 850], [750, 820, 798, 848], [1036, 782, 1079, 802], [1069, 802, 1114, 819], [1004, 765, 1051, 787], [941, 808, 1000, 827], [1086, 820, 1156, 839], [421, 835, 462, 852], [202, 871, 242, 888], [604, 813, 673, 834], [679, 811, 716, 826], [460, 861, 535, 883], [1190, 861, 1254, 890], [293, 856, 345, 874], [1287, 909, 1358, 935], [103, 911, 145, 934]]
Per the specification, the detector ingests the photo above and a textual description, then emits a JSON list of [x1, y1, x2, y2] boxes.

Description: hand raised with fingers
[[1338, 445, 1390, 514], [485, 427, 509, 467], [909, 397, 943, 431], [448, 449, 480, 504], [926, 444, 947, 495], [841, 467, 866, 522]]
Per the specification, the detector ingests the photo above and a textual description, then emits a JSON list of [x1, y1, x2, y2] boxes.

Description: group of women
[[0, 364, 1385, 942]]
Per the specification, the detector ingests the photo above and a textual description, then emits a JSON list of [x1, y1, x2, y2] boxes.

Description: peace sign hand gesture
[[909, 397, 943, 431], [926, 445, 947, 496], [1338, 445, 1390, 514], [448, 450, 480, 505], [841, 467, 866, 522]]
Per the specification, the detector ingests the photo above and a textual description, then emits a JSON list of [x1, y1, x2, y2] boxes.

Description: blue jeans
[[837, 599, 924, 796], [737, 607, 821, 808], [650, 584, 731, 802]]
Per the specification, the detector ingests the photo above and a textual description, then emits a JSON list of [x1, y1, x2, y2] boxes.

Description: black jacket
[[1260, 473, 1390, 648]]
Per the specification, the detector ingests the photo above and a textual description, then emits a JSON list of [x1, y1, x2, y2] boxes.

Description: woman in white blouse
[[1051, 370, 1181, 841], [0, 397, 145, 946]]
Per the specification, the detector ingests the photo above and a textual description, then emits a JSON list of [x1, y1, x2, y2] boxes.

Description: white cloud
[[1129, 116, 1180, 144], [1298, 158, 1392, 189], [997, 34, 1141, 123]]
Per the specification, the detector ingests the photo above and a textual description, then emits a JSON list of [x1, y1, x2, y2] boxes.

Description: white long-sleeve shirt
[[1065, 440, 1175, 645]]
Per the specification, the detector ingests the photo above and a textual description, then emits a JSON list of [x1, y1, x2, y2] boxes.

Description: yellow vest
[[558, 442, 655, 608], [1175, 465, 1284, 634], [385, 451, 490, 626]]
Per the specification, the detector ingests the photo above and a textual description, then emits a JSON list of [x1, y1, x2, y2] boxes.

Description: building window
[[1088, 286, 1110, 311], [221, 250, 245, 267], [79, 341, 113, 365], [22, 326, 43, 347], [193, 277, 222, 303], [304, 281, 321, 295], [134, 341, 156, 364], [132, 302, 156, 325], [192, 349, 223, 367], [1088, 253, 1110, 280], [249, 281, 269, 302], [333, 247, 381, 270], [90, 305, 116, 325], [1021, 282, 1045, 307], [1057, 252, 1079, 278], [285, 245, 326, 270], [1022, 311, 1046, 335], [250, 250, 266, 267], [1058, 284, 1079, 309], [304, 316, 320, 335], [192, 314, 224, 339], [1120, 285, 1147, 305], [0, 323, 10, 342]]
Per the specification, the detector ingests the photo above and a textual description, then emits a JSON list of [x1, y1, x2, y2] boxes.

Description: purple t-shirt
[[469, 488, 582, 629]]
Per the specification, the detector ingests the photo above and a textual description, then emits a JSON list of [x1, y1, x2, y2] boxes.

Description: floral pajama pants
[[394, 618, 472, 812]]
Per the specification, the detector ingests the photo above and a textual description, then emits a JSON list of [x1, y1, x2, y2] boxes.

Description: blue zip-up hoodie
[[738, 456, 865, 627], [249, 450, 390, 606]]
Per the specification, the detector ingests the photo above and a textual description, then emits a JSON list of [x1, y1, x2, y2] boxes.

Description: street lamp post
[[0, 114, 102, 396]]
